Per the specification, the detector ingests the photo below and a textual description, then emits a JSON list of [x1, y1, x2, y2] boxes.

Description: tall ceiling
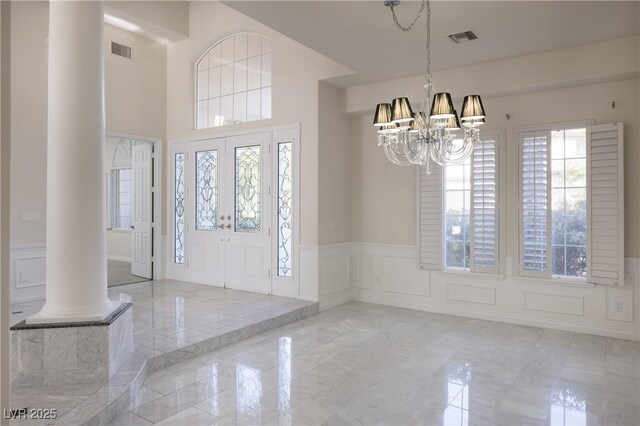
[[224, 1, 640, 87]]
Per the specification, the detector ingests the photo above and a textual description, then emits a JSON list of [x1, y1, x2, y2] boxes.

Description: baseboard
[[320, 287, 352, 311]]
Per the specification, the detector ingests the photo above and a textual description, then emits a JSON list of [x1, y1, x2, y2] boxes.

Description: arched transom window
[[196, 33, 272, 129]]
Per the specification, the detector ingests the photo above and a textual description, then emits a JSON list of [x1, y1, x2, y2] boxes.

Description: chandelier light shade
[[429, 92, 455, 119], [445, 111, 461, 130], [460, 95, 486, 121], [409, 112, 426, 133], [374, 0, 486, 173], [379, 123, 399, 134], [391, 97, 415, 123], [373, 103, 392, 126]]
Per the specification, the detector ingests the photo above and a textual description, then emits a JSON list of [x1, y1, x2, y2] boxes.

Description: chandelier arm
[[383, 141, 413, 166], [389, 0, 427, 32]]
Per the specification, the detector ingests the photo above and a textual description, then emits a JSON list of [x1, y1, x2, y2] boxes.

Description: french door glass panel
[[235, 145, 261, 232], [277, 142, 292, 277], [195, 149, 219, 231], [174, 153, 186, 264]]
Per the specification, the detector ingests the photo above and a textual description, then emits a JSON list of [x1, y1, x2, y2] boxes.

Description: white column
[[28, 0, 116, 323]]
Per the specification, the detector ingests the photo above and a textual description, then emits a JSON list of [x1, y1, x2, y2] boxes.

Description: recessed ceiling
[[224, 1, 640, 87]]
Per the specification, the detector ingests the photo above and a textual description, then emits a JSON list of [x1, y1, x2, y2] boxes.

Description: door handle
[[225, 223, 232, 229], [220, 215, 225, 221], [130, 225, 135, 229]]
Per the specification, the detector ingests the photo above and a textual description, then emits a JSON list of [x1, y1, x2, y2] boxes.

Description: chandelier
[[374, 0, 486, 173]]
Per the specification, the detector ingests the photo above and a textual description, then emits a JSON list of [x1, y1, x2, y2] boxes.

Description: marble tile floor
[[108, 260, 150, 288], [109, 301, 640, 426], [9, 280, 318, 425]]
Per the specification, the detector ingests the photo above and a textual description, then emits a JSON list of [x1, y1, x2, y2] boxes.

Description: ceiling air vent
[[111, 42, 132, 59], [448, 31, 478, 44]]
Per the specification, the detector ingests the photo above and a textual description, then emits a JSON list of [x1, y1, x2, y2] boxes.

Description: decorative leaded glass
[[277, 142, 292, 277], [235, 146, 261, 232], [195, 150, 219, 230], [174, 153, 185, 264]]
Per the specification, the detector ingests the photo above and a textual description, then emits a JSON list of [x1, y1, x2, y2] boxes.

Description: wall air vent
[[111, 42, 132, 59], [448, 31, 478, 44]]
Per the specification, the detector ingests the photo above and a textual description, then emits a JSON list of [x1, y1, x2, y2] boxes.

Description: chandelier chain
[[389, 0, 426, 32], [426, 0, 431, 80]]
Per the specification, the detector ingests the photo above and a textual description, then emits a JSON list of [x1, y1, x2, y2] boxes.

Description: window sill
[[434, 269, 507, 281], [107, 228, 131, 234], [512, 275, 596, 289]]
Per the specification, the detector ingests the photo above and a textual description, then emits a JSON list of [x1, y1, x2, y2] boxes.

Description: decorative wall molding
[[447, 284, 496, 305], [524, 292, 584, 316], [350, 242, 640, 341], [11, 240, 639, 340], [317, 243, 352, 310], [10, 244, 46, 303]]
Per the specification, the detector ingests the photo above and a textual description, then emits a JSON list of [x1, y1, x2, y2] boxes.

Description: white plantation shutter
[[419, 164, 442, 269], [587, 123, 624, 285], [519, 132, 550, 277], [471, 138, 499, 273]]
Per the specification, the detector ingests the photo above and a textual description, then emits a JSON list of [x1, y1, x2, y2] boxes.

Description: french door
[[178, 132, 272, 294]]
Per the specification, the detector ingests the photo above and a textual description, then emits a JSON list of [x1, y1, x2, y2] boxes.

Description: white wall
[[344, 38, 640, 340], [8, 2, 167, 301], [164, 1, 352, 303], [105, 1, 189, 43], [165, 1, 352, 247], [317, 82, 352, 308]]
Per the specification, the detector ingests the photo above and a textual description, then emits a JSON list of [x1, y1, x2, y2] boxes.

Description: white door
[[186, 138, 227, 285], [178, 133, 272, 294], [224, 133, 272, 294], [131, 142, 153, 278]]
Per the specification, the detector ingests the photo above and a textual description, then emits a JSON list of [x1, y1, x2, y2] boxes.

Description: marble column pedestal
[[10, 303, 133, 387]]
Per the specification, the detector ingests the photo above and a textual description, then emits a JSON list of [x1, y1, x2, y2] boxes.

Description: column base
[[10, 303, 133, 386], [25, 300, 121, 325]]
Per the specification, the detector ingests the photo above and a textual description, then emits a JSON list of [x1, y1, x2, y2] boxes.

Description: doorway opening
[[105, 135, 158, 287]]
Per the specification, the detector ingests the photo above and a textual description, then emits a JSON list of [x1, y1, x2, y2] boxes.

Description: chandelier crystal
[[374, 0, 486, 174]]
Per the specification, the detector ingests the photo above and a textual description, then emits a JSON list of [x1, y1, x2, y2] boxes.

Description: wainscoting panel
[[10, 245, 46, 302], [524, 292, 584, 316], [353, 254, 373, 290], [382, 255, 430, 296], [318, 243, 352, 310], [447, 284, 496, 305], [351, 243, 640, 341]]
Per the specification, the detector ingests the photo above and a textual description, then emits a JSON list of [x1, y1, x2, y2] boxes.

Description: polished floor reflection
[[111, 302, 640, 425]]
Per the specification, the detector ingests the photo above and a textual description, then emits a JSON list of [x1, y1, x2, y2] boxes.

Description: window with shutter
[[421, 133, 501, 273], [587, 123, 624, 285], [443, 155, 471, 269], [518, 122, 624, 284], [520, 132, 550, 277], [471, 138, 499, 273], [419, 164, 442, 269]]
